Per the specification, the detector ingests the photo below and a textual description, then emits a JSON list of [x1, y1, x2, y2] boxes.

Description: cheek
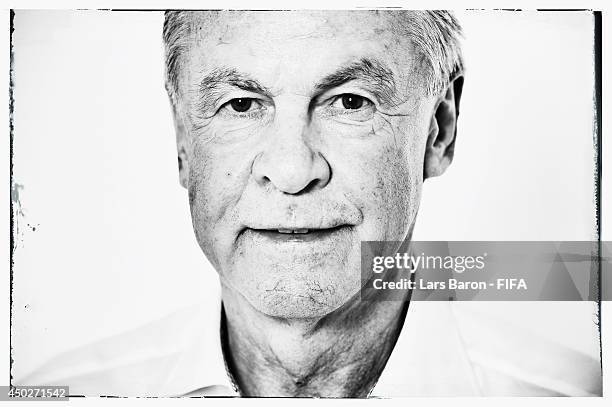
[[187, 147, 218, 263], [370, 146, 420, 240], [187, 138, 252, 262], [331, 117, 425, 242], [382, 142, 422, 238]]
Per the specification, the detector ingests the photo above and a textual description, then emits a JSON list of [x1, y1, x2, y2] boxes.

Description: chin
[[257, 293, 343, 319], [233, 262, 362, 320]]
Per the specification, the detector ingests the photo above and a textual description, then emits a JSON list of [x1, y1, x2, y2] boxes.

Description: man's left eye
[[325, 93, 375, 122], [339, 94, 366, 109], [330, 94, 374, 111]]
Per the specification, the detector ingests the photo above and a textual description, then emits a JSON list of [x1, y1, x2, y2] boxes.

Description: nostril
[[284, 175, 329, 195], [254, 172, 272, 187], [252, 149, 331, 194], [298, 178, 323, 195]]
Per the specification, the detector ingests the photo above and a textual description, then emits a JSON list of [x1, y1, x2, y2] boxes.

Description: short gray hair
[[163, 10, 464, 106]]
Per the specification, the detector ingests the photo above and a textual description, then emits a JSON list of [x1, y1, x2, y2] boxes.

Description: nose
[[252, 113, 331, 195]]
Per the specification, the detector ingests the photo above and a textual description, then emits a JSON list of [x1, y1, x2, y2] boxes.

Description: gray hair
[[163, 10, 464, 106]]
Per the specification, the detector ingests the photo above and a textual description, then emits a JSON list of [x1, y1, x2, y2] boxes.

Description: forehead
[[193, 10, 402, 42], [177, 11, 422, 92]]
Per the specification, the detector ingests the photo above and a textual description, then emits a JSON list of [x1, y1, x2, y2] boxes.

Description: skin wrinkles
[[194, 68, 273, 117], [170, 10, 462, 398], [186, 68, 424, 150], [190, 59, 412, 131], [224, 283, 406, 396]]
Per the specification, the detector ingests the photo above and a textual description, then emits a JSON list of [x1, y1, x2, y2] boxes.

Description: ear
[[171, 103, 190, 189], [423, 74, 464, 179]]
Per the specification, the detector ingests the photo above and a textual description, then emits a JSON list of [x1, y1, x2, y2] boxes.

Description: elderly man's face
[[174, 11, 440, 318]]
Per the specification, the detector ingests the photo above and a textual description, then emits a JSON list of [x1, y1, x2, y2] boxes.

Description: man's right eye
[[227, 98, 254, 112], [216, 98, 269, 119]]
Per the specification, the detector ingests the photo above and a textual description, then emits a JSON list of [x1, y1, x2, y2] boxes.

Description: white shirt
[[16, 279, 602, 397]]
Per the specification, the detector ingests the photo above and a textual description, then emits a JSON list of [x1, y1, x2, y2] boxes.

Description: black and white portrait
[[8, 6, 606, 400]]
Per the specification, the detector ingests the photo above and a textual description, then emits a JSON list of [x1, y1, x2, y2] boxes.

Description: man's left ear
[[423, 74, 464, 179]]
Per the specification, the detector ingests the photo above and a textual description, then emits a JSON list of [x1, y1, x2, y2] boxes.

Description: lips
[[277, 228, 310, 234], [242, 225, 351, 243]]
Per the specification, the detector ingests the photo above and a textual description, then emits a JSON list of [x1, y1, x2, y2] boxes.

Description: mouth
[[244, 225, 351, 243]]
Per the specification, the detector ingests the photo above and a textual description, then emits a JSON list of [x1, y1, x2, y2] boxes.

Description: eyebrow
[[314, 58, 397, 105], [195, 68, 272, 114], [194, 57, 398, 115]]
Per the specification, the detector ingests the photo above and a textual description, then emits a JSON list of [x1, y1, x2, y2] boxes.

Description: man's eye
[[330, 94, 373, 111], [217, 98, 267, 119], [340, 94, 366, 109], [323, 93, 375, 122], [228, 98, 254, 112]]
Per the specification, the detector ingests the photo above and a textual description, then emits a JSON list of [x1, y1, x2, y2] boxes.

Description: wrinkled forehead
[[172, 10, 424, 90], [189, 10, 406, 43]]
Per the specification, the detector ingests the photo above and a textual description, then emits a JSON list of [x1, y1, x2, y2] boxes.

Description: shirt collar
[[171, 283, 237, 397], [179, 285, 479, 397], [371, 301, 480, 396]]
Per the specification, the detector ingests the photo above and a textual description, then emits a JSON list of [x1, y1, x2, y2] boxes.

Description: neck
[[220, 285, 410, 397]]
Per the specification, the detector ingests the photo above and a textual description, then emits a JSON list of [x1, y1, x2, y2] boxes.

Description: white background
[[3, 2, 610, 405]]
